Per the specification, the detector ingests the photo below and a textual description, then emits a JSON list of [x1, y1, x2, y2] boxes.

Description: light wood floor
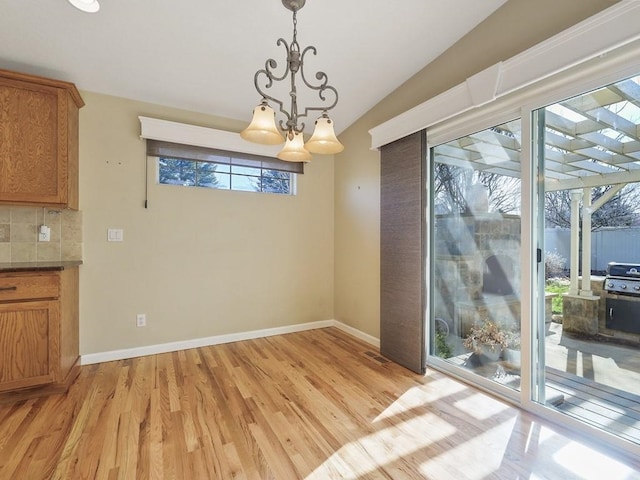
[[0, 327, 638, 479]]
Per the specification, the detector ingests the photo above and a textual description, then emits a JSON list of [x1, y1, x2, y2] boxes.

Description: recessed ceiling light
[[67, 0, 100, 13]]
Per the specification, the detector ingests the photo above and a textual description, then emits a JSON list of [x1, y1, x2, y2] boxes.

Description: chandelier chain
[[292, 10, 297, 45]]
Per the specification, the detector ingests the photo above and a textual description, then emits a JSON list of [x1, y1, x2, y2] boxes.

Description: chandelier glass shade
[[240, 0, 343, 162], [278, 131, 312, 162], [67, 0, 100, 13]]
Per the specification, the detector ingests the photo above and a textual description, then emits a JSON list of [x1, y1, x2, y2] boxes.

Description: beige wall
[[79, 92, 334, 355], [77, 0, 620, 354], [333, 0, 621, 338]]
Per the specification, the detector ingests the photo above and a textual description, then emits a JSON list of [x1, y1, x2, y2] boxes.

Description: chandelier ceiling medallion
[[240, 0, 344, 162]]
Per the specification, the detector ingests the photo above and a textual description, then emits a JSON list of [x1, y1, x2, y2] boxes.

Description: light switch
[[107, 228, 124, 242]]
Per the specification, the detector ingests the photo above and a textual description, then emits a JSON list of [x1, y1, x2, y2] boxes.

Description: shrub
[[435, 331, 452, 359], [545, 251, 567, 279]]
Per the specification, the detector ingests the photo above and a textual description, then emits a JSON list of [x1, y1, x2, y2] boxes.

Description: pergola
[[433, 75, 640, 296]]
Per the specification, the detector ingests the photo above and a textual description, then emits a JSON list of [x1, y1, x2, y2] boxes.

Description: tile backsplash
[[0, 206, 83, 263]]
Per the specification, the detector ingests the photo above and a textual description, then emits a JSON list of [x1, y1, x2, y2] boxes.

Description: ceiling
[[0, 0, 507, 135]]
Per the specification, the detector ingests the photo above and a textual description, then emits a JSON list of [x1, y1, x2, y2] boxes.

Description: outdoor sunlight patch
[[453, 392, 511, 420], [305, 411, 456, 480], [419, 419, 516, 479], [373, 381, 467, 423], [552, 442, 636, 480]]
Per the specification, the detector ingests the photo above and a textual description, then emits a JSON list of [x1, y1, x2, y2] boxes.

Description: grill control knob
[[608, 282, 614, 288], [635, 286, 640, 291], [621, 284, 627, 289]]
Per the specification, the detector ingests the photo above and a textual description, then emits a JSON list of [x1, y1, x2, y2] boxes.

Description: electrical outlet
[[38, 225, 51, 242], [136, 313, 146, 327]]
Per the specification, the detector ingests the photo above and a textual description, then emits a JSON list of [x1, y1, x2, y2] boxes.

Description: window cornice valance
[[369, 0, 640, 150], [139, 116, 303, 173]]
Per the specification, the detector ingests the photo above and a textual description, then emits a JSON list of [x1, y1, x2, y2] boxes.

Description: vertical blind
[[379, 131, 426, 374]]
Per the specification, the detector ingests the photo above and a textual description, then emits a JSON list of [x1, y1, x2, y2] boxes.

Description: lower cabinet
[[0, 268, 79, 398], [0, 300, 58, 391]]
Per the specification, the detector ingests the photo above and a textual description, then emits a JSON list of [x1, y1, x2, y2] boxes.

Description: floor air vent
[[364, 351, 390, 364]]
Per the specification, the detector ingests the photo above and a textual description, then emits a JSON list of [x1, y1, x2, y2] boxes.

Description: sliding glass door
[[429, 120, 523, 394], [533, 75, 640, 445], [425, 57, 640, 454]]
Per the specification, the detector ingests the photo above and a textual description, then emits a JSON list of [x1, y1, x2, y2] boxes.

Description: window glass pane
[[430, 119, 522, 392], [195, 162, 220, 188], [230, 174, 255, 192], [215, 173, 231, 189], [159, 158, 196, 185], [260, 170, 291, 194], [232, 165, 261, 176]]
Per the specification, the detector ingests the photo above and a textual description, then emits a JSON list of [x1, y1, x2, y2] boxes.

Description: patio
[[545, 321, 640, 444], [450, 321, 640, 444]]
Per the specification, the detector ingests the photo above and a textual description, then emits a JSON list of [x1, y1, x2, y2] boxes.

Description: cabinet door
[[0, 301, 58, 391], [0, 78, 67, 206]]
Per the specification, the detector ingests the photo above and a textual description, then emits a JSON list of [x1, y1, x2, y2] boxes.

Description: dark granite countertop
[[0, 261, 83, 273]]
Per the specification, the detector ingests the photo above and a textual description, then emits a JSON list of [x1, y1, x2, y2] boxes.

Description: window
[[159, 158, 293, 194], [147, 139, 303, 196]]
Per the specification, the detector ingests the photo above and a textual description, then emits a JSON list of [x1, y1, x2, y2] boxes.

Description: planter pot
[[504, 348, 521, 368], [477, 343, 502, 362]]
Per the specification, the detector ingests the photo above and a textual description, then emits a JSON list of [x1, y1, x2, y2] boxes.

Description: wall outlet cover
[[38, 225, 51, 242]]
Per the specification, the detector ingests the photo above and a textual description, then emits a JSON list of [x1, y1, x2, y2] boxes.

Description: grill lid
[[606, 262, 640, 278]]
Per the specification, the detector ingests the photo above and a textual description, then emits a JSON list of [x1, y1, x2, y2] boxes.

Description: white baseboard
[[80, 319, 379, 365], [332, 321, 380, 348]]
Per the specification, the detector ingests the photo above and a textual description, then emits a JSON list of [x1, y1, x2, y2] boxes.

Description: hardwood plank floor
[[0, 327, 638, 479]]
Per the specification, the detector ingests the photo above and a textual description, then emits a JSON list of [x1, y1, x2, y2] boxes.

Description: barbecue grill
[[604, 262, 640, 334]]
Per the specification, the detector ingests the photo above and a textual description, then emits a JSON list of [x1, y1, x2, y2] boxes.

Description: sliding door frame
[[423, 50, 640, 458]]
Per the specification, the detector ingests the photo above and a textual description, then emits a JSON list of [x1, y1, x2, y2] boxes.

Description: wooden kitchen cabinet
[[0, 268, 79, 398], [0, 300, 58, 391], [0, 69, 84, 209]]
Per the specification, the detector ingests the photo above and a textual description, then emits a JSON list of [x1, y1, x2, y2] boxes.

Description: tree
[[545, 184, 640, 230], [159, 158, 220, 187], [252, 169, 291, 194], [433, 164, 520, 215]]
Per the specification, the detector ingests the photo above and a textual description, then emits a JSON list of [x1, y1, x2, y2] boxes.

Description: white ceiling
[[0, 0, 507, 134]]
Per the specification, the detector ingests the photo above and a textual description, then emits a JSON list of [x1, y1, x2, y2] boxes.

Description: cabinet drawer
[[0, 274, 59, 301]]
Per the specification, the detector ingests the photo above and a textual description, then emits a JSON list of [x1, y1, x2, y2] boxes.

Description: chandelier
[[240, 0, 344, 162]]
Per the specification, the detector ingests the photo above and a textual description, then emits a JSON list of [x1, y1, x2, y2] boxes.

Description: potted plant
[[503, 330, 521, 368], [463, 319, 507, 362]]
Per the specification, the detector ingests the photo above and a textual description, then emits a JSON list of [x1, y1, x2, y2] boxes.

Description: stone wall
[[562, 277, 640, 345], [563, 295, 600, 336], [435, 213, 521, 336]]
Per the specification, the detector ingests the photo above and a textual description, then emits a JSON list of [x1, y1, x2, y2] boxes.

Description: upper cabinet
[[0, 69, 84, 209]]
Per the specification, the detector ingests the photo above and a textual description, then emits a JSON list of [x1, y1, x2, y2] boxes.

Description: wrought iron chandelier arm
[[253, 37, 300, 131], [267, 38, 292, 82], [296, 45, 339, 122], [254, 68, 284, 111], [297, 84, 338, 122]]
